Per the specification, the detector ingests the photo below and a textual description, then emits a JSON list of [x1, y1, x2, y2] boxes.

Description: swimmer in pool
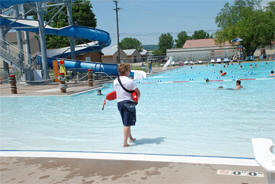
[[269, 70, 275, 77], [235, 80, 243, 90], [217, 80, 243, 90], [97, 89, 103, 95], [219, 70, 227, 76]]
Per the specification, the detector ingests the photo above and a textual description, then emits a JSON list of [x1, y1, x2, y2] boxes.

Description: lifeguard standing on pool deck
[[114, 64, 141, 147]]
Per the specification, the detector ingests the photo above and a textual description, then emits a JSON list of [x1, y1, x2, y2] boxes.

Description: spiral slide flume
[[0, 1, 118, 76]]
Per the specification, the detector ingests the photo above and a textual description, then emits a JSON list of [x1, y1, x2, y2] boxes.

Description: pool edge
[[0, 150, 258, 166]]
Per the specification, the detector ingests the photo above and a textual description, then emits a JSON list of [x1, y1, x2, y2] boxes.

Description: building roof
[[140, 49, 148, 55], [46, 41, 99, 58], [101, 45, 137, 56], [124, 49, 136, 56], [183, 38, 231, 49], [101, 45, 118, 56]]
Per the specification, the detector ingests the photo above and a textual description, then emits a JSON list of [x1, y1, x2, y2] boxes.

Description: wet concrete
[[0, 157, 266, 184]]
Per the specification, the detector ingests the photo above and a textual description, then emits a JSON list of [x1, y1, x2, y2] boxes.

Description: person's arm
[[134, 88, 141, 98], [130, 79, 140, 98]]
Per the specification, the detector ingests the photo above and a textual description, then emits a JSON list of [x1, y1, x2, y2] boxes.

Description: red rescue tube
[[102, 90, 138, 110], [102, 91, 117, 110], [132, 91, 138, 104], [106, 91, 117, 100]]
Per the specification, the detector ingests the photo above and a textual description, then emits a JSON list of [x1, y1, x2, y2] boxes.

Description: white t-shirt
[[113, 76, 137, 102]]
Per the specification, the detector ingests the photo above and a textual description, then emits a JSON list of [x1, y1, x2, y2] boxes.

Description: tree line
[[153, 0, 274, 57], [44, 0, 275, 59], [119, 29, 212, 54], [152, 30, 212, 55]]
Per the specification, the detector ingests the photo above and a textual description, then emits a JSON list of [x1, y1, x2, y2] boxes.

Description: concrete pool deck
[[0, 151, 267, 184], [0, 65, 182, 97], [0, 81, 104, 97]]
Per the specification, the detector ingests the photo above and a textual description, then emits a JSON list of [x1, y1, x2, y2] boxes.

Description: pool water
[[1, 62, 275, 157]]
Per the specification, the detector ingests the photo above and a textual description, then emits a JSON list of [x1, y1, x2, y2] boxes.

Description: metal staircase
[[0, 37, 25, 71]]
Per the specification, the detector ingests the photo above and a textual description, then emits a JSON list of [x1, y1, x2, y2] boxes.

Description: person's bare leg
[[123, 126, 130, 147], [129, 127, 136, 142]]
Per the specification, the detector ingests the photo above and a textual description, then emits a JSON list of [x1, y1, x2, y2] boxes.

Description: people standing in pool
[[235, 80, 243, 90], [114, 64, 141, 147]]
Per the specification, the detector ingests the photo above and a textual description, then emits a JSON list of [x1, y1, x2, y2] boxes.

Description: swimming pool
[[0, 62, 274, 157]]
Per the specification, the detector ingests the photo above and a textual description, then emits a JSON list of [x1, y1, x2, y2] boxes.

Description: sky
[[90, 0, 273, 45]]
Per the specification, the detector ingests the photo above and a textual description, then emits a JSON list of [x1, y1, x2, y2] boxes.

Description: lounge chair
[[224, 58, 230, 63], [252, 138, 275, 184]]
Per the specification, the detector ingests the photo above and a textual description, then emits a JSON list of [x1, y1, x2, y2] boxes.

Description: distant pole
[[113, 0, 120, 63]]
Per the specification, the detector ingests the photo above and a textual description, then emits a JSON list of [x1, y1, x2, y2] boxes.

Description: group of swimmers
[[205, 68, 274, 90], [217, 80, 243, 90]]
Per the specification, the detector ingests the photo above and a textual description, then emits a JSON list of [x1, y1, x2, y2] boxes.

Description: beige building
[[75, 52, 102, 62], [140, 49, 149, 62], [5, 31, 40, 56], [1, 31, 40, 68], [101, 45, 127, 63], [123, 49, 142, 63], [167, 38, 236, 61], [254, 41, 275, 60], [46, 42, 102, 63]]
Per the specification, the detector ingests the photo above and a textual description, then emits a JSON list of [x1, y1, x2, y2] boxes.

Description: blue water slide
[[20, 26, 111, 48], [46, 57, 118, 76], [0, 17, 111, 48], [46, 57, 133, 77], [0, 5, 119, 76]]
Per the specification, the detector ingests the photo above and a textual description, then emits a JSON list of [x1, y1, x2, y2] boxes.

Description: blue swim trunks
[[117, 100, 136, 126]]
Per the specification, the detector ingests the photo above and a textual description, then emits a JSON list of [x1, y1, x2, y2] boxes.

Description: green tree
[[192, 30, 210, 39], [44, 0, 97, 49], [152, 50, 162, 55], [119, 38, 142, 52], [158, 33, 173, 54], [215, 0, 275, 57], [265, 1, 275, 14], [175, 31, 190, 48]]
